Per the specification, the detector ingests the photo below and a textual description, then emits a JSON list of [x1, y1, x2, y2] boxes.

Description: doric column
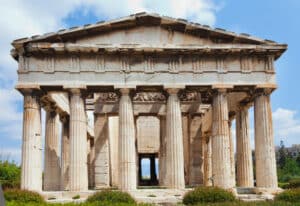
[[229, 118, 236, 187], [165, 88, 185, 189], [203, 133, 212, 186], [21, 90, 42, 192], [94, 114, 110, 188], [236, 105, 254, 187], [69, 89, 88, 191], [211, 89, 232, 188], [254, 90, 278, 188], [88, 138, 95, 188], [44, 110, 61, 191], [189, 115, 203, 185], [159, 116, 167, 186], [118, 88, 137, 191], [60, 116, 70, 190], [109, 116, 119, 187]]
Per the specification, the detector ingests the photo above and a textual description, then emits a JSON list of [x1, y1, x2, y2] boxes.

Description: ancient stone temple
[[11, 13, 287, 194]]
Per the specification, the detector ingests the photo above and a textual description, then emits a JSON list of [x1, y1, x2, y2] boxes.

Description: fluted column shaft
[[118, 88, 137, 191], [21, 91, 42, 192], [254, 92, 277, 188], [69, 89, 88, 191], [94, 114, 110, 188], [61, 118, 70, 190], [203, 134, 212, 186], [44, 111, 61, 191], [165, 89, 185, 189], [211, 90, 232, 188], [159, 116, 167, 186], [88, 139, 95, 188], [229, 120, 236, 187], [236, 106, 254, 187]]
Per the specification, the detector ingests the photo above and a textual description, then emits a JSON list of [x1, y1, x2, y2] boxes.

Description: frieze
[[23, 54, 271, 74], [96, 55, 105, 73], [144, 56, 155, 73], [265, 55, 274, 72], [96, 92, 119, 102], [240, 56, 253, 73], [192, 57, 204, 73], [133, 92, 166, 102], [121, 55, 130, 73], [179, 91, 201, 102], [216, 56, 226, 73], [18, 55, 29, 73], [168, 56, 181, 73], [45, 57, 55, 73], [70, 56, 80, 73]]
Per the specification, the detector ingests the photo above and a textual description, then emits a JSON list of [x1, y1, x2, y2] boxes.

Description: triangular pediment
[[75, 26, 214, 46], [12, 12, 282, 48]]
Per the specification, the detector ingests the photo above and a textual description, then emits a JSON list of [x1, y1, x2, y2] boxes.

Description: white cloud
[[0, 0, 219, 83], [273, 108, 300, 146], [232, 107, 300, 151], [0, 0, 219, 163]]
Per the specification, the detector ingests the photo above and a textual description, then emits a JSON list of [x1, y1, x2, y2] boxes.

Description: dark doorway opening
[[138, 154, 159, 186]]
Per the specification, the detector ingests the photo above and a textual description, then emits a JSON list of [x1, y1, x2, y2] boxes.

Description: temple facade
[[11, 13, 287, 193]]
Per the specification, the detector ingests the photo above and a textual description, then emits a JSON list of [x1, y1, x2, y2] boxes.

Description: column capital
[[212, 88, 228, 95], [20, 88, 44, 98], [68, 88, 84, 95], [119, 88, 132, 95], [254, 88, 273, 96], [15, 84, 41, 95], [165, 88, 181, 95]]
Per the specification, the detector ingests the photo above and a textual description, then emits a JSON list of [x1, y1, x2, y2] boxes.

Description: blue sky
[[0, 0, 299, 163]]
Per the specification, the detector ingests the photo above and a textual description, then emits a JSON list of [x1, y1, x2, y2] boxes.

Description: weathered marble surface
[[165, 89, 185, 189], [69, 89, 88, 191], [44, 111, 60, 191], [21, 92, 42, 192], [137, 116, 160, 153], [14, 13, 286, 193]]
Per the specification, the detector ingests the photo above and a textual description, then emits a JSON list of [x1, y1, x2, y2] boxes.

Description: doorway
[[138, 154, 159, 186]]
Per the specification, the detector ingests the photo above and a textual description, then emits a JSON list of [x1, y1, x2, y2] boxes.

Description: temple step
[[236, 187, 256, 194], [237, 194, 274, 202]]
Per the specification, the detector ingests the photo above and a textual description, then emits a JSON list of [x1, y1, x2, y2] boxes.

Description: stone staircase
[[236, 187, 274, 202]]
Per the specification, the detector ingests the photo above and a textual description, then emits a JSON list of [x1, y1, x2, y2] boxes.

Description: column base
[[254, 187, 283, 195]]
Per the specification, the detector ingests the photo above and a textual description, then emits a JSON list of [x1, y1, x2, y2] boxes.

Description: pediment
[[11, 12, 287, 61], [75, 26, 214, 46], [12, 12, 281, 47]]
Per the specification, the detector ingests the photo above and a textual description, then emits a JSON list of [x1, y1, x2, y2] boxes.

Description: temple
[[11, 13, 287, 195]]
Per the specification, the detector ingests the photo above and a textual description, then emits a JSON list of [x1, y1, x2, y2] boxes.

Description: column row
[[209, 89, 277, 189], [20, 88, 278, 191]]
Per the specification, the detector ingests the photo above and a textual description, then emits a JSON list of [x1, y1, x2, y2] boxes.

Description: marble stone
[[44, 111, 61, 191], [94, 115, 110, 188], [61, 119, 70, 190], [69, 89, 88, 191], [211, 90, 232, 188], [165, 89, 185, 189], [254, 93, 278, 188], [118, 88, 137, 191], [137, 116, 160, 153], [21, 92, 42, 192], [236, 106, 254, 187]]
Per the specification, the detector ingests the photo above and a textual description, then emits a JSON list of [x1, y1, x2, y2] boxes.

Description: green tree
[[296, 154, 300, 167], [0, 160, 21, 189], [277, 140, 288, 169]]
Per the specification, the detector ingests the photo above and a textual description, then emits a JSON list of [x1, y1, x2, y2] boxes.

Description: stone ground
[[42, 188, 273, 204], [43, 189, 189, 204]]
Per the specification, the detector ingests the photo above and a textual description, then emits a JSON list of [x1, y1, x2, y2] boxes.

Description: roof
[[11, 12, 287, 58]]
